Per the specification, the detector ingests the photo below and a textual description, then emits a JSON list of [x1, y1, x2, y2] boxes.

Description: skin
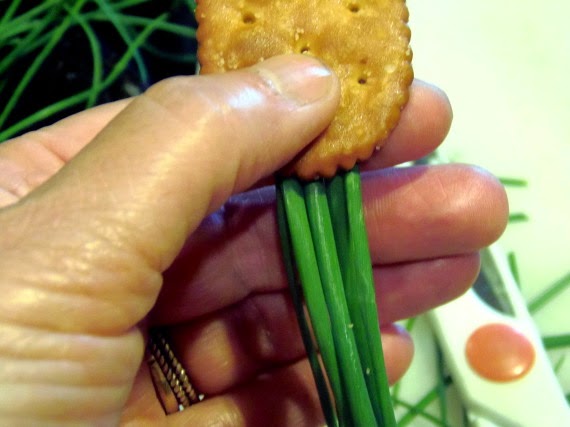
[[0, 55, 508, 426]]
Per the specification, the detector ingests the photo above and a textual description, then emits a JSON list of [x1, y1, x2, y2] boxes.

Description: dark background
[[0, 0, 198, 140]]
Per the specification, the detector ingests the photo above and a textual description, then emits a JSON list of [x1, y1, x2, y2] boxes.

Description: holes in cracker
[[357, 69, 371, 85], [348, 3, 360, 13], [300, 45, 310, 54], [242, 12, 256, 24]]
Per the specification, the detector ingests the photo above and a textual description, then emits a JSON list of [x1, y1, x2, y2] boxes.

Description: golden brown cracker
[[196, 0, 413, 179]]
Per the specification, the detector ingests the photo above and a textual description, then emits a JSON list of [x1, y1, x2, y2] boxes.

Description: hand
[[0, 55, 508, 425]]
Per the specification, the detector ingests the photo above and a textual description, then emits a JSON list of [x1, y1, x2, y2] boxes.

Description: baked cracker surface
[[196, 0, 413, 180]]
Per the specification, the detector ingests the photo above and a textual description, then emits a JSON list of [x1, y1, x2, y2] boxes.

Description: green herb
[[85, 13, 197, 38], [508, 212, 529, 223], [499, 177, 528, 187], [0, 0, 197, 142], [507, 251, 521, 288], [394, 398, 452, 426], [0, 11, 168, 141], [390, 317, 418, 404], [0, 5, 61, 76], [0, 0, 24, 27], [396, 376, 452, 426], [305, 179, 377, 426], [344, 169, 395, 426], [279, 178, 347, 425], [542, 334, 570, 350], [0, 0, 60, 40], [554, 356, 566, 374], [0, 0, 87, 130], [528, 271, 570, 313], [93, 0, 150, 88], [435, 345, 449, 425], [278, 168, 395, 426], [276, 186, 339, 427], [65, 4, 104, 108]]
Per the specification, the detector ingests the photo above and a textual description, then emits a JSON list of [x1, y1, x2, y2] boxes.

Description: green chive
[[0, 0, 88, 130], [528, 271, 570, 313], [93, 0, 149, 88], [280, 178, 347, 424], [508, 212, 529, 223], [542, 334, 570, 349], [393, 398, 452, 427], [0, 12, 167, 141], [0, 0, 24, 28], [326, 173, 349, 273], [85, 13, 197, 39], [64, 5, 104, 108], [436, 345, 449, 424], [0, 7, 61, 76], [344, 168, 396, 426], [305, 180, 377, 426], [0, 0, 60, 40], [397, 376, 452, 426], [507, 251, 521, 288], [499, 177, 528, 187], [276, 183, 339, 427], [554, 356, 566, 374]]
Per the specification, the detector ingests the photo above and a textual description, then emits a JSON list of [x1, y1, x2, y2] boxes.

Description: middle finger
[[153, 163, 507, 323]]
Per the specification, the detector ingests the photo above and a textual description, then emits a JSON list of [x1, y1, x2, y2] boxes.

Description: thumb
[[0, 54, 339, 336], [0, 55, 338, 423]]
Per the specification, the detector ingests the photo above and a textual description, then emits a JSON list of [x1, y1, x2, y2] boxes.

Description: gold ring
[[147, 328, 202, 414]]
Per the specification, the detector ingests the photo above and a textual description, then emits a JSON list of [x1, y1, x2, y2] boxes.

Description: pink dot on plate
[[466, 323, 535, 382]]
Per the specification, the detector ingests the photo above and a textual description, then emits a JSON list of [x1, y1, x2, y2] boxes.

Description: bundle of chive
[[276, 166, 396, 427]]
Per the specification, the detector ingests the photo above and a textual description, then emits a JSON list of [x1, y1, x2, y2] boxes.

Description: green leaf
[[528, 271, 570, 313]]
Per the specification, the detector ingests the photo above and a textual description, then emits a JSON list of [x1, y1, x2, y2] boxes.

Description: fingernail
[[254, 55, 336, 105]]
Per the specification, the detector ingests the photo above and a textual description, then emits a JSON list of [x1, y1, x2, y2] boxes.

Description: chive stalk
[[528, 271, 570, 313], [0, 0, 24, 28], [0, 12, 168, 141], [280, 178, 348, 425], [0, 7, 60, 75], [278, 167, 396, 426], [305, 180, 377, 426], [64, 5, 104, 108], [397, 376, 453, 426], [0, 0, 88, 129], [276, 184, 339, 427], [93, 0, 150, 88], [542, 334, 570, 349], [0, 0, 61, 39], [344, 168, 396, 426]]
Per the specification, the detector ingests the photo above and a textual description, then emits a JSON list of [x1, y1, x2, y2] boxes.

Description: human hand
[[0, 55, 508, 425]]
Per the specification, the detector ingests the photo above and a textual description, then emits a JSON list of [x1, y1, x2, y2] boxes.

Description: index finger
[[362, 80, 453, 170], [0, 79, 451, 208]]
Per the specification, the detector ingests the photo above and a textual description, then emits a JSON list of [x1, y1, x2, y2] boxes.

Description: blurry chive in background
[[0, 0, 197, 142], [1, 1, 568, 425]]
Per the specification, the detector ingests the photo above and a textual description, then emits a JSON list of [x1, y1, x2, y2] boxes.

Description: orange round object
[[465, 323, 535, 382]]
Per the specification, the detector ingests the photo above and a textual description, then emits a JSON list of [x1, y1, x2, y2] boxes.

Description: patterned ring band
[[147, 328, 203, 414]]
